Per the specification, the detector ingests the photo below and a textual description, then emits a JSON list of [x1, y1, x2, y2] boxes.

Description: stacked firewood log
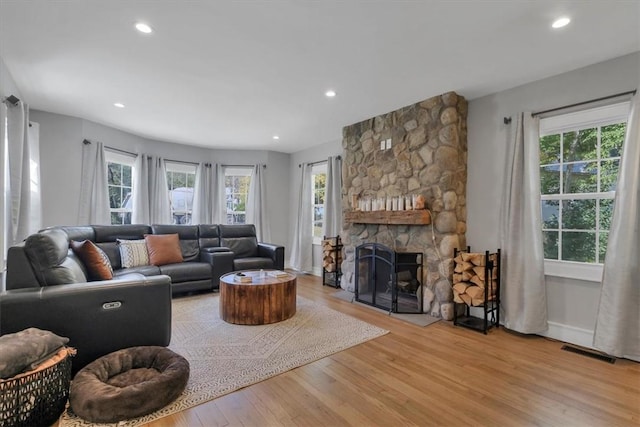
[[452, 252, 498, 306], [322, 237, 342, 273]]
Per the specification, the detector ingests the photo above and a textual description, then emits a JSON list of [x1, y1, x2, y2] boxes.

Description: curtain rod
[[165, 158, 199, 166], [2, 95, 20, 106], [104, 144, 137, 158], [532, 89, 637, 118], [298, 155, 341, 168], [222, 164, 267, 168]]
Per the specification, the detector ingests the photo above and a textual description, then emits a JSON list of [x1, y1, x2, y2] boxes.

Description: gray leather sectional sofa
[[0, 223, 284, 372]]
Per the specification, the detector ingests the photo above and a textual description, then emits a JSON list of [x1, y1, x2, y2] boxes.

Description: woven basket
[[0, 348, 74, 427]]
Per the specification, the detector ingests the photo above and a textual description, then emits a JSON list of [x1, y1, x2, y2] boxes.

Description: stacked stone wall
[[340, 91, 468, 319]]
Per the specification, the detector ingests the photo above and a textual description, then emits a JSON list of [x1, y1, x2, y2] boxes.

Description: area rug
[[332, 290, 441, 327], [60, 293, 388, 426]]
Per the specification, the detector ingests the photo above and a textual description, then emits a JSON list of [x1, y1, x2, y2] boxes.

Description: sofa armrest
[[0, 274, 172, 373], [200, 250, 234, 286], [258, 243, 285, 270]]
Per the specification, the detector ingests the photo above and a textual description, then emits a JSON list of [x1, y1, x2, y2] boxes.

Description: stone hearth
[[340, 91, 467, 320]]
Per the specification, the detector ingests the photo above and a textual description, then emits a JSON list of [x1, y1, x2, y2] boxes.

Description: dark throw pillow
[[0, 328, 69, 379], [70, 240, 114, 280], [145, 233, 184, 266]]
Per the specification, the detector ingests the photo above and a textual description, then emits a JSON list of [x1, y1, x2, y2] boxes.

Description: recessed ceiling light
[[325, 90, 336, 98], [114, 102, 125, 108], [135, 22, 153, 34], [273, 135, 280, 140], [552, 17, 570, 29]]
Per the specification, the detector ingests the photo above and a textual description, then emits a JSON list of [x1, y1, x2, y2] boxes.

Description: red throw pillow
[[145, 234, 184, 266], [70, 240, 114, 281]]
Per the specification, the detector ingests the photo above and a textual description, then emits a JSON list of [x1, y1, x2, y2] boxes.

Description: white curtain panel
[[594, 95, 640, 359], [499, 112, 548, 334], [6, 101, 31, 243], [191, 162, 211, 224], [247, 164, 271, 242], [27, 122, 42, 233], [132, 154, 150, 224], [289, 163, 313, 272], [324, 156, 343, 237], [214, 165, 226, 224], [78, 140, 111, 226], [150, 157, 172, 224], [133, 155, 171, 224], [192, 163, 223, 224]]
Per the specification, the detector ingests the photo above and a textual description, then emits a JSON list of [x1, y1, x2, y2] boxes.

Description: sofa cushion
[[159, 262, 212, 283], [113, 265, 162, 277], [93, 225, 152, 243], [151, 225, 199, 262], [145, 234, 184, 266], [198, 224, 220, 249], [233, 257, 274, 271], [24, 229, 87, 285], [222, 237, 258, 258], [95, 242, 121, 270], [70, 240, 114, 281], [117, 239, 150, 268], [219, 224, 259, 258]]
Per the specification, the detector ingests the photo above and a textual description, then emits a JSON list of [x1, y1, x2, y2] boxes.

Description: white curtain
[[132, 154, 150, 224], [192, 162, 224, 224], [499, 112, 548, 334], [5, 101, 41, 243], [289, 164, 313, 272], [324, 156, 342, 238], [246, 164, 270, 241], [133, 155, 171, 224], [594, 95, 640, 359], [78, 140, 111, 225]]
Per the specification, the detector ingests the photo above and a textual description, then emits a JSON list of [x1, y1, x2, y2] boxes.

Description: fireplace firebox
[[355, 243, 423, 313]]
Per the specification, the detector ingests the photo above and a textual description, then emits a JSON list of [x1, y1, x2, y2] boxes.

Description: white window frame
[[165, 161, 196, 224], [224, 167, 252, 225], [311, 163, 327, 245], [539, 101, 629, 282], [105, 150, 135, 225]]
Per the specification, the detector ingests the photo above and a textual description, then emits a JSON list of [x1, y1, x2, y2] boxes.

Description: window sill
[[544, 259, 603, 283]]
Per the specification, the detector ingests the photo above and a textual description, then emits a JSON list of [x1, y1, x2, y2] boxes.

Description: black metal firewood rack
[[452, 247, 501, 334], [322, 235, 343, 288]]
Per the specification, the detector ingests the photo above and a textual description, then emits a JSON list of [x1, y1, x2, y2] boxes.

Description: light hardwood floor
[[97, 274, 640, 426]]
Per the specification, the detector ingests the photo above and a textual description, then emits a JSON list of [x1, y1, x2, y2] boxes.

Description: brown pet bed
[[69, 346, 189, 423]]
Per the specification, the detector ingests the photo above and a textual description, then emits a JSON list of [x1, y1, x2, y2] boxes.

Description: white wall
[[288, 138, 343, 271], [28, 110, 291, 245], [466, 51, 640, 347]]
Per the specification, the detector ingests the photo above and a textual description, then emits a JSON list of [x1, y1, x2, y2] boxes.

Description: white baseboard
[[311, 267, 322, 277], [539, 321, 594, 349]]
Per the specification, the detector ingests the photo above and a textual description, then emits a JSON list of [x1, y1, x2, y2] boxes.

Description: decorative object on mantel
[[344, 209, 431, 225], [452, 247, 501, 334], [352, 194, 426, 212]]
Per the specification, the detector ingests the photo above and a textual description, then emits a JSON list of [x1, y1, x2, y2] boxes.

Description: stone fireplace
[[340, 91, 467, 320]]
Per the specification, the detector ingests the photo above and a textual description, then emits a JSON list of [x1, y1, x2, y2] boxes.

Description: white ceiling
[[1, 1, 639, 153]]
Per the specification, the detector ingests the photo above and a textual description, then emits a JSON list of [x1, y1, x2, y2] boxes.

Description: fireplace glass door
[[355, 243, 423, 313]]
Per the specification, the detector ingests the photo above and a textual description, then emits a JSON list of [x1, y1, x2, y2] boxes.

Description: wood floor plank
[[72, 273, 639, 427]]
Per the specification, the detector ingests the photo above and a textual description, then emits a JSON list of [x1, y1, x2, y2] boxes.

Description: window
[[224, 167, 252, 225], [106, 151, 134, 225], [311, 163, 327, 243], [166, 162, 196, 224], [539, 102, 628, 280]]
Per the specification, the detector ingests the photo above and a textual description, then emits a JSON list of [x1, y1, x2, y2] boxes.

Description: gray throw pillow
[[0, 328, 69, 379]]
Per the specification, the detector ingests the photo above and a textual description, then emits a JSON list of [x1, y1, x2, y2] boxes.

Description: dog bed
[[69, 346, 189, 423]]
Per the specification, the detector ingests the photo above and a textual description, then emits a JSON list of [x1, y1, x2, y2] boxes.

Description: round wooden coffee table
[[219, 270, 297, 325]]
